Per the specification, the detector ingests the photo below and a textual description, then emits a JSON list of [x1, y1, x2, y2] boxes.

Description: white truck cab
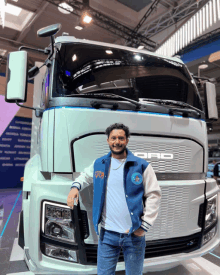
[[5, 23, 220, 274]]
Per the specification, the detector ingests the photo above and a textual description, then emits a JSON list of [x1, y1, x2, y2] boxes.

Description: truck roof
[[55, 36, 185, 66]]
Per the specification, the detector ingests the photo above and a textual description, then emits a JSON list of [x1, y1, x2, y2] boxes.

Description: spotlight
[[82, 12, 92, 23], [198, 62, 208, 77]]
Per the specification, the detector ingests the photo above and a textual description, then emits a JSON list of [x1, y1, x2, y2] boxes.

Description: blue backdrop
[[0, 116, 32, 189]]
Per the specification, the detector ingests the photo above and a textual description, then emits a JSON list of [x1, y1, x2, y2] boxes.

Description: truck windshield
[[52, 42, 203, 111]]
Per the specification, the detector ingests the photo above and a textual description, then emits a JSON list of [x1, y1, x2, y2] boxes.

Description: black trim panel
[[85, 231, 202, 265], [18, 210, 24, 249]]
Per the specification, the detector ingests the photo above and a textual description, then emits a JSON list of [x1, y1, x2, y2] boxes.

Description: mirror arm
[[19, 46, 50, 55], [193, 76, 211, 81], [15, 101, 44, 118], [14, 33, 56, 117], [47, 36, 55, 60], [41, 36, 55, 68]]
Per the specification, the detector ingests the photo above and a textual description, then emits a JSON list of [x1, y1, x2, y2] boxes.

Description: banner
[[0, 116, 32, 189]]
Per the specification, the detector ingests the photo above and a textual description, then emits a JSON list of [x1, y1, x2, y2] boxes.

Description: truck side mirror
[[5, 51, 28, 103], [204, 82, 218, 121], [37, 23, 61, 38]]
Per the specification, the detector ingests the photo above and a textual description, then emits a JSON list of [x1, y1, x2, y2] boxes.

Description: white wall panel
[[155, 0, 220, 56]]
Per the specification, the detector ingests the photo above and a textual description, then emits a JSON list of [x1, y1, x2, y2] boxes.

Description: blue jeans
[[97, 227, 146, 275]]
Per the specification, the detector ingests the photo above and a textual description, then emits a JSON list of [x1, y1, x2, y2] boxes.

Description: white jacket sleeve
[[70, 160, 95, 191], [140, 163, 162, 232]]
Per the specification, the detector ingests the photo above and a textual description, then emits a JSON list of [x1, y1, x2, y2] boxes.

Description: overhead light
[[75, 26, 83, 30], [82, 13, 92, 23], [198, 64, 208, 69], [72, 54, 77, 61], [12, 0, 18, 2], [75, 22, 84, 30], [106, 50, 113, 54], [198, 63, 208, 77], [58, 2, 73, 14], [138, 45, 144, 50], [5, 3, 22, 16]]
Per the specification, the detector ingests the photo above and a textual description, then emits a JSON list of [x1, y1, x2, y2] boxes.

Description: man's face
[[107, 129, 129, 156]]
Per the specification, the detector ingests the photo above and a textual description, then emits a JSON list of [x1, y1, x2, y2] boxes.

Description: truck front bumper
[[24, 223, 220, 275]]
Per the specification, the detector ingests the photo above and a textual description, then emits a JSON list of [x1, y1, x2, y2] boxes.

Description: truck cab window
[[52, 43, 203, 112]]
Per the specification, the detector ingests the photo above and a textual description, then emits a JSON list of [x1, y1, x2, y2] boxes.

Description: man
[[213, 159, 220, 183], [67, 123, 162, 275], [212, 160, 217, 166]]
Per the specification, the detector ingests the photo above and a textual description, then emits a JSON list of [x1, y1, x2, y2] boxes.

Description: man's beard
[[109, 145, 126, 155]]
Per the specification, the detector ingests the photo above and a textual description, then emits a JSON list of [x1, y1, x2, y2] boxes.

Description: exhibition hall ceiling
[[0, 0, 210, 59], [117, 0, 153, 12], [0, 0, 220, 133]]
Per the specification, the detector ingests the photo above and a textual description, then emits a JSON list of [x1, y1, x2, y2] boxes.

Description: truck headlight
[[202, 225, 217, 246], [42, 201, 76, 243], [205, 194, 218, 230], [44, 243, 78, 262]]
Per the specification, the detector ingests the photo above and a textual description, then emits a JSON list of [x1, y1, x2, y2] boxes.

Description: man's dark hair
[[105, 123, 130, 139]]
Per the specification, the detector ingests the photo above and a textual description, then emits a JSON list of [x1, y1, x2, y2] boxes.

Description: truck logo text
[[134, 152, 173, 159]]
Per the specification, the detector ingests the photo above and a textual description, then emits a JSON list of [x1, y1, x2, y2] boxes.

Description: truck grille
[[85, 232, 201, 265], [80, 185, 204, 242], [74, 134, 203, 173]]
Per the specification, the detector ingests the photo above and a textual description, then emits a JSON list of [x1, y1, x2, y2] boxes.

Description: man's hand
[[67, 188, 79, 209], [133, 227, 145, 237]]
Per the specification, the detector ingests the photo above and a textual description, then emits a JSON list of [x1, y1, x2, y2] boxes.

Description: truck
[[5, 23, 220, 274]]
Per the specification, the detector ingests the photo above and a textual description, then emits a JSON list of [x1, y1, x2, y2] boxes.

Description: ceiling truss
[[125, 0, 161, 46], [16, 2, 50, 42], [45, 0, 157, 50], [140, 0, 208, 38]]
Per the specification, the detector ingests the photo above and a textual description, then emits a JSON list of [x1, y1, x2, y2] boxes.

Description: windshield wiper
[[65, 92, 143, 110], [140, 98, 203, 114], [139, 98, 204, 118], [64, 93, 203, 118]]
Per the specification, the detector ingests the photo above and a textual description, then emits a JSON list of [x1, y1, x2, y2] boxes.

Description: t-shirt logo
[[131, 172, 143, 185], [95, 171, 105, 179]]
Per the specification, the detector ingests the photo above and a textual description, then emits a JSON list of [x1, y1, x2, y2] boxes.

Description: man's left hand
[[133, 227, 145, 237]]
